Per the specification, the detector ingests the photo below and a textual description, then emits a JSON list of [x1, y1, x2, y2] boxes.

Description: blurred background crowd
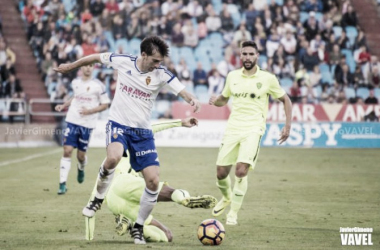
[[1, 0, 380, 120]]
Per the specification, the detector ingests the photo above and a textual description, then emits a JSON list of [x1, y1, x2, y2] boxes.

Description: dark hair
[[241, 40, 258, 52], [140, 36, 169, 57]]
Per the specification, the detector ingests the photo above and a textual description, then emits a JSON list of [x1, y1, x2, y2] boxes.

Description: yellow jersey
[[222, 66, 286, 135]]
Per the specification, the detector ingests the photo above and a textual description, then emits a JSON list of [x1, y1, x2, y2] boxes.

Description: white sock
[[78, 156, 87, 171], [136, 187, 159, 226], [59, 157, 71, 184], [95, 163, 115, 199]]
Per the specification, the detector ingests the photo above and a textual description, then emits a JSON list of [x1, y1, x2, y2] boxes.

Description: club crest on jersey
[[113, 133, 118, 139], [146, 76, 151, 85], [257, 82, 262, 89]]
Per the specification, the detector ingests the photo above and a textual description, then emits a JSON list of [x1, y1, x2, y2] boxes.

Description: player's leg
[[131, 165, 159, 244], [83, 121, 127, 217], [58, 145, 74, 194], [226, 133, 262, 225], [76, 127, 92, 183], [159, 185, 217, 209], [213, 134, 240, 216]]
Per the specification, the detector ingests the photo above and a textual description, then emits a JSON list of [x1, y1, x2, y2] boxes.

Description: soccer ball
[[197, 219, 225, 245]]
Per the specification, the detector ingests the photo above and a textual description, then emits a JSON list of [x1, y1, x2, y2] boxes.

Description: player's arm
[[151, 117, 198, 133], [149, 218, 173, 242], [55, 96, 74, 112], [178, 89, 201, 113], [79, 103, 109, 116], [209, 94, 229, 107], [53, 54, 102, 74], [277, 94, 292, 144]]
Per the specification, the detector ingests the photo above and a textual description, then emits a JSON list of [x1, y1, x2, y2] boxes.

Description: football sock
[[171, 189, 190, 204], [230, 175, 248, 214], [78, 156, 87, 171], [216, 175, 232, 201], [143, 225, 169, 242], [95, 163, 115, 199], [135, 187, 159, 226], [59, 157, 71, 183]]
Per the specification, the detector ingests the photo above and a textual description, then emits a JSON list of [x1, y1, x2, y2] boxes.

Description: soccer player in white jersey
[[54, 36, 201, 244], [55, 64, 110, 195], [87, 118, 217, 242]]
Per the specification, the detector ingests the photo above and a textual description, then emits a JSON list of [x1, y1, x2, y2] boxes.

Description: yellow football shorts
[[216, 132, 262, 169]]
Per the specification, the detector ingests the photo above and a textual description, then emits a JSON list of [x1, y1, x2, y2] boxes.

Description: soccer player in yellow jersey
[[209, 40, 292, 225]]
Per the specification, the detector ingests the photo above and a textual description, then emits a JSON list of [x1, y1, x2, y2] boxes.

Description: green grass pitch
[[0, 147, 379, 249]]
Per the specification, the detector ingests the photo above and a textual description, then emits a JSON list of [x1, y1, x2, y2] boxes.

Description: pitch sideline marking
[[0, 148, 61, 167]]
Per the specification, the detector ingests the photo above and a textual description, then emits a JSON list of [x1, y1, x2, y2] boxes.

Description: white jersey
[[66, 78, 110, 129], [100, 52, 185, 129]]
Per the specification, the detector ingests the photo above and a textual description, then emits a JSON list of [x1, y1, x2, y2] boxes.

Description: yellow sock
[[144, 225, 168, 242], [216, 175, 232, 201], [230, 176, 248, 214]]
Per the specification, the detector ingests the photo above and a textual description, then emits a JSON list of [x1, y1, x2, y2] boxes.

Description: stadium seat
[[321, 71, 334, 85], [103, 31, 115, 52], [333, 26, 342, 38], [129, 38, 141, 55], [170, 46, 180, 65], [258, 55, 267, 68], [319, 63, 330, 73], [344, 87, 356, 99], [280, 78, 293, 88], [194, 85, 209, 103], [115, 38, 129, 53], [300, 12, 309, 23], [345, 26, 358, 47], [267, 0, 284, 5], [356, 87, 370, 100], [374, 88, 380, 99]]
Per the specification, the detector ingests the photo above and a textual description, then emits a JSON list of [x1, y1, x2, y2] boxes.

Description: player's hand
[[190, 98, 201, 113], [55, 104, 65, 112], [278, 125, 290, 144], [181, 117, 198, 127], [209, 95, 217, 106], [53, 63, 72, 74], [79, 108, 92, 116]]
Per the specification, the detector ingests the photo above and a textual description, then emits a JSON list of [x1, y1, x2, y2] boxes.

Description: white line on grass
[[0, 148, 61, 167]]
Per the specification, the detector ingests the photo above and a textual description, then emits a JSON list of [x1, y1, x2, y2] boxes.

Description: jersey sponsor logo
[[256, 82, 262, 89], [146, 76, 151, 85], [135, 149, 157, 157], [119, 82, 152, 101], [75, 96, 93, 103]]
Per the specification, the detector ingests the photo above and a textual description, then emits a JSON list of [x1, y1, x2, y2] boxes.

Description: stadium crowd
[[11, 0, 380, 118]]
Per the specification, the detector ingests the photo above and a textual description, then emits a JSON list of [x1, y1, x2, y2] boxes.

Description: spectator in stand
[[40, 52, 53, 81], [186, 0, 203, 18], [127, 14, 141, 40], [341, 4, 358, 28], [205, 10, 221, 33], [368, 67, 380, 88], [358, 45, 371, 82], [320, 84, 330, 102], [180, 70, 194, 91], [329, 44, 343, 65], [0, 40, 16, 81], [171, 23, 184, 47], [309, 65, 322, 87], [217, 54, 235, 78], [290, 81, 301, 103], [353, 65, 366, 87], [90, 0, 105, 17], [112, 14, 126, 40], [301, 47, 320, 71], [208, 70, 224, 96], [337, 30, 349, 49], [336, 90, 347, 104], [106, 0, 120, 16], [244, 4, 260, 34], [303, 11, 319, 41], [266, 31, 280, 58], [336, 64, 354, 86], [220, 7, 234, 34], [310, 34, 325, 53], [329, 5, 342, 26], [233, 23, 252, 44], [193, 62, 208, 88], [321, 19, 334, 43], [364, 89, 379, 104], [280, 31, 297, 56], [363, 111, 379, 122], [183, 26, 199, 48], [99, 9, 113, 32], [353, 29, 367, 51]]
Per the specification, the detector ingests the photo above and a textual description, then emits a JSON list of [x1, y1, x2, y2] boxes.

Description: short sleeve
[[221, 73, 231, 98], [100, 52, 123, 69], [268, 75, 286, 99], [160, 67, 185, 95]]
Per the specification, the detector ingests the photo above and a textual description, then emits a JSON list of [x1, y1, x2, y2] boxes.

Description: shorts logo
[[113, 133, 118, 139], [146, 76, 151, 85], [256, 82, 262, 89]]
